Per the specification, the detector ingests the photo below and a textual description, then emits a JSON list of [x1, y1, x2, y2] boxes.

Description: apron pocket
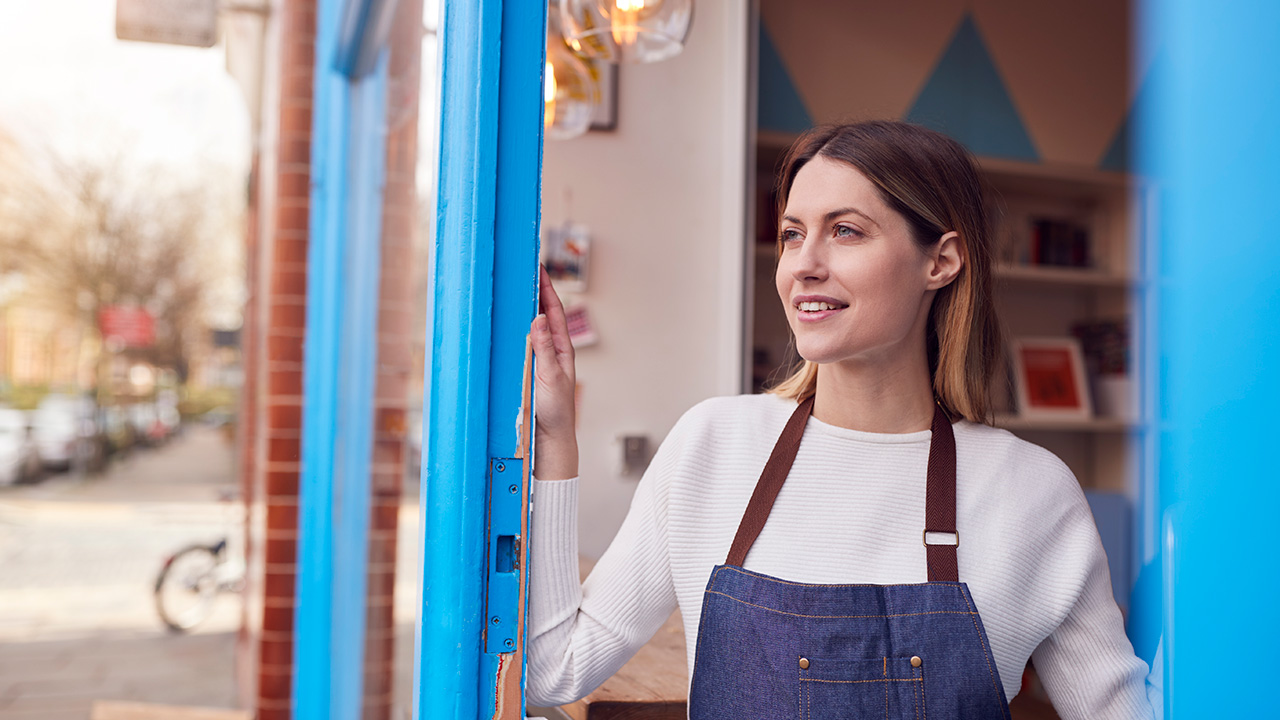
[[798, 656, 924, 720]]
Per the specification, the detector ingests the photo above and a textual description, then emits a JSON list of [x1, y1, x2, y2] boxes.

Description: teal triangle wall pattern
[[1100, 52, 1164, 173], [758, 22, 814, 135], [906, 13, 1039, 162]]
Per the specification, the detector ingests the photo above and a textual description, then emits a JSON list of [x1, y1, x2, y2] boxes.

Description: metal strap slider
[[923, 530, 959, 547]]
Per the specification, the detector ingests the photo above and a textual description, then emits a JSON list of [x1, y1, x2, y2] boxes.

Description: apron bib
[[687, 397, 1011, 719]]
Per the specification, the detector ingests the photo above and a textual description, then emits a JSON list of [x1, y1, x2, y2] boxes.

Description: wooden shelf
[[993, 414, 1137, 433], [994, 264, 1136, 289]]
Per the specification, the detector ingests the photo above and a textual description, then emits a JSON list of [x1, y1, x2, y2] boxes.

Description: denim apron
[[687, 397, 1011, 719]]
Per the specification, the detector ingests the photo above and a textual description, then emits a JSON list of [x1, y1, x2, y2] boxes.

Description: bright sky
[[0, 0, 252, 328], [0, 0, 251, 171]]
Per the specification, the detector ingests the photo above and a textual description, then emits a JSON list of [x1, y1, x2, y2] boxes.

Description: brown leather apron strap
[[924, 404, 959, 582], [724, 396, 814, 566]]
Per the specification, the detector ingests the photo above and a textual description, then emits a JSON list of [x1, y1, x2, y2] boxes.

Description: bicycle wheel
[[154, 544, 222, 633]]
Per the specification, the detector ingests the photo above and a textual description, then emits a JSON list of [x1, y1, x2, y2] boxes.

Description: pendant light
[[559, 0, 693, 64], [546, 6, 599, 140]]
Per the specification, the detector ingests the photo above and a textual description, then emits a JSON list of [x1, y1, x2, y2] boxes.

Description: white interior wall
[[540, 2, 750, 559]]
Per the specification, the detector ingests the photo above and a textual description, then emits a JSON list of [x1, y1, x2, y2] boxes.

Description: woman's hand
[[531, 266, 579, 480]]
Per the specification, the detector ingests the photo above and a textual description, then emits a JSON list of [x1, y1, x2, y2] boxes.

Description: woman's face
[[775, 156, 940, 370]]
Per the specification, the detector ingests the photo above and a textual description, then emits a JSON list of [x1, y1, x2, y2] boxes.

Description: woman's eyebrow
[[781, 207, 879, 229]]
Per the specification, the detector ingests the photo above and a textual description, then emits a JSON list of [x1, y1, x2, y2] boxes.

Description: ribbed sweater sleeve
[[525, 425, 681, 705]]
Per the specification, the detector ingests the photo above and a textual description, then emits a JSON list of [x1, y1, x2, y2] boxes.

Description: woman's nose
[[788, 238, 827, 281]]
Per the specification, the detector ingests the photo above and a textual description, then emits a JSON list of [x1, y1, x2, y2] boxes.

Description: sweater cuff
[[529, 477, 582, 633]]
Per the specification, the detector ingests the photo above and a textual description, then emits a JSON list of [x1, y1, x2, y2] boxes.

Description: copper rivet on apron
[[911, 656, 922, 668], [798, 657, 810, 670]]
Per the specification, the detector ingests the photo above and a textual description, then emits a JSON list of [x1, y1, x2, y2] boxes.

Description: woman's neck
[[812, 357, 936, 434]]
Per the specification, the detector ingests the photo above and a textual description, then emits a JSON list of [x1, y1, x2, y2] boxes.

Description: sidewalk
[[0, 426, 242, 719]]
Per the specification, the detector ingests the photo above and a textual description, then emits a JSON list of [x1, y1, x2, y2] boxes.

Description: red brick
[[270, 266, 308, 297], [266, 471, 299, 497], [263, 570, 296, 600], [258, 667, 291, 705], [269, 299, 308, 329], [266, 537, 297, 564], [267, 402, 303, 430], [267, 334, 305, 364], [260, 636, 293, 667], [262, 604, 294, 633], [257, 705, 291, 720], [267, 437, 301, 463], [268, 369, 304, 397], [370, 502, 399, 531]]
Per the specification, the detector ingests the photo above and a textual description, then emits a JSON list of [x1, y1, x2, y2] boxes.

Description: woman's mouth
[[795, 299, 848, 322]]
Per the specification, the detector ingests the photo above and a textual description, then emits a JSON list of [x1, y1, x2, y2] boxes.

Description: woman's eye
[[779, 229, 802, 243], [835, 225, 861, 238]]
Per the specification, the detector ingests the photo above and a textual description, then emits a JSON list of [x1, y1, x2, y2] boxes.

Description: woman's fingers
[[538, 267, 575, 367]]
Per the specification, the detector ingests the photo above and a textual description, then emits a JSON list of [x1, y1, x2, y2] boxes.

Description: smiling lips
[[794, 296, 848, 322]]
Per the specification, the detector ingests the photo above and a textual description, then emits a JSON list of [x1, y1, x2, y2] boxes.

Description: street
[[0, 423, 424, 719], [0, 426, 242, 718]]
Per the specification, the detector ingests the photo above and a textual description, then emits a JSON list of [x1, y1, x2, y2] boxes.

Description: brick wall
[[255, 2, 315, 719]]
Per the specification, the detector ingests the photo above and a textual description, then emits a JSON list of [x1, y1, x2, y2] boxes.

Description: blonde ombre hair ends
[[766, 122, 1002, 424]]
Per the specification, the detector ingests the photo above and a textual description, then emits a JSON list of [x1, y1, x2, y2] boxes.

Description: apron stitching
[[686, 579, 719, 701], [721, 566, 962, 589], [959, 587, 1010, 719], [705, 590, 976, 619], [913, 671, 921, 720], [802, 677, 924, 684], [884, 664, 890, 720], [920, 670, 927, 720]]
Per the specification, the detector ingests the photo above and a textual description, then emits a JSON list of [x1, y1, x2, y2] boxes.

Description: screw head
[[495, 462, 506, 472], [504, 638, 514, 649], [491, 616, 500, 625], [508, 484, 519, 494]]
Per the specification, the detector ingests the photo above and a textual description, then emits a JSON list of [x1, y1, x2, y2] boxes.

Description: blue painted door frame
[[416, 0, 546, 716], [1137, 1, 1280, 716], [294, 0, 396, 718]]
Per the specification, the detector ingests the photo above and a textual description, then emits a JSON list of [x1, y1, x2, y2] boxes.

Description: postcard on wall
[[564, 303, 598, 348], [543, 223, 591, 292]]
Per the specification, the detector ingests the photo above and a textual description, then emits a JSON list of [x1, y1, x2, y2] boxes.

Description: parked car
[[0, 407, 42, 485], [32, 393, 98, 471], [128, 402, 166, 446]]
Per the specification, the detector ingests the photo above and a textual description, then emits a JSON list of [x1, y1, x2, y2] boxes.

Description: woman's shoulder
[[677, 393, 796, 429], [662, 393, 797, 449], [952, 421, 1083, 503]]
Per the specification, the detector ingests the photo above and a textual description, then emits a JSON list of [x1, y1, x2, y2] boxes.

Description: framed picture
[[1010, 337, 1092, 419], [587, 60, 618, 131]]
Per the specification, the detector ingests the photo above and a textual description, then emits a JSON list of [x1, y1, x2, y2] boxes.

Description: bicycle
[[155, 485, 247, 632], [154, 538, 245, 632]]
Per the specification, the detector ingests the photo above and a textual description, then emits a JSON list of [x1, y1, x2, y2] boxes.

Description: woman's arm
[[1030, 499, 1155, 720], [525, 269, 678, 704]]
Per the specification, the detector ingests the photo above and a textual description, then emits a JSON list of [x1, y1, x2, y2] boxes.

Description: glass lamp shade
[[560, 0, 693, 64], [545, 25, 599, 140]]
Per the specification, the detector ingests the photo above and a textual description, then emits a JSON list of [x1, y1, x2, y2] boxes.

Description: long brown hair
[[767, 121, 1002, 424]]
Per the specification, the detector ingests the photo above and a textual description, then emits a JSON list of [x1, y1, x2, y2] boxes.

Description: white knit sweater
[[527, 394, 1154, 719]]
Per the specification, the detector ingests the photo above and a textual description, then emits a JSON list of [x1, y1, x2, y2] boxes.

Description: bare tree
[[0, 131, 243, 388]]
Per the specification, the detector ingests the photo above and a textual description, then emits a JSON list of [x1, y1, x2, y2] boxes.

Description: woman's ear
[[927, 231, 964, 289]]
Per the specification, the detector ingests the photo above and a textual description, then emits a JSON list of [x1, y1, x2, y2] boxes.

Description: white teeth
[[798, 301, 841, 312]]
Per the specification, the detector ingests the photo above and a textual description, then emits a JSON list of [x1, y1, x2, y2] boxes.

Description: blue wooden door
[[415, 0, 546, 717]]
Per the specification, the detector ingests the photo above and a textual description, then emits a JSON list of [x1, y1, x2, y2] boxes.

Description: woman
[[526, 121, 1154, 719]]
